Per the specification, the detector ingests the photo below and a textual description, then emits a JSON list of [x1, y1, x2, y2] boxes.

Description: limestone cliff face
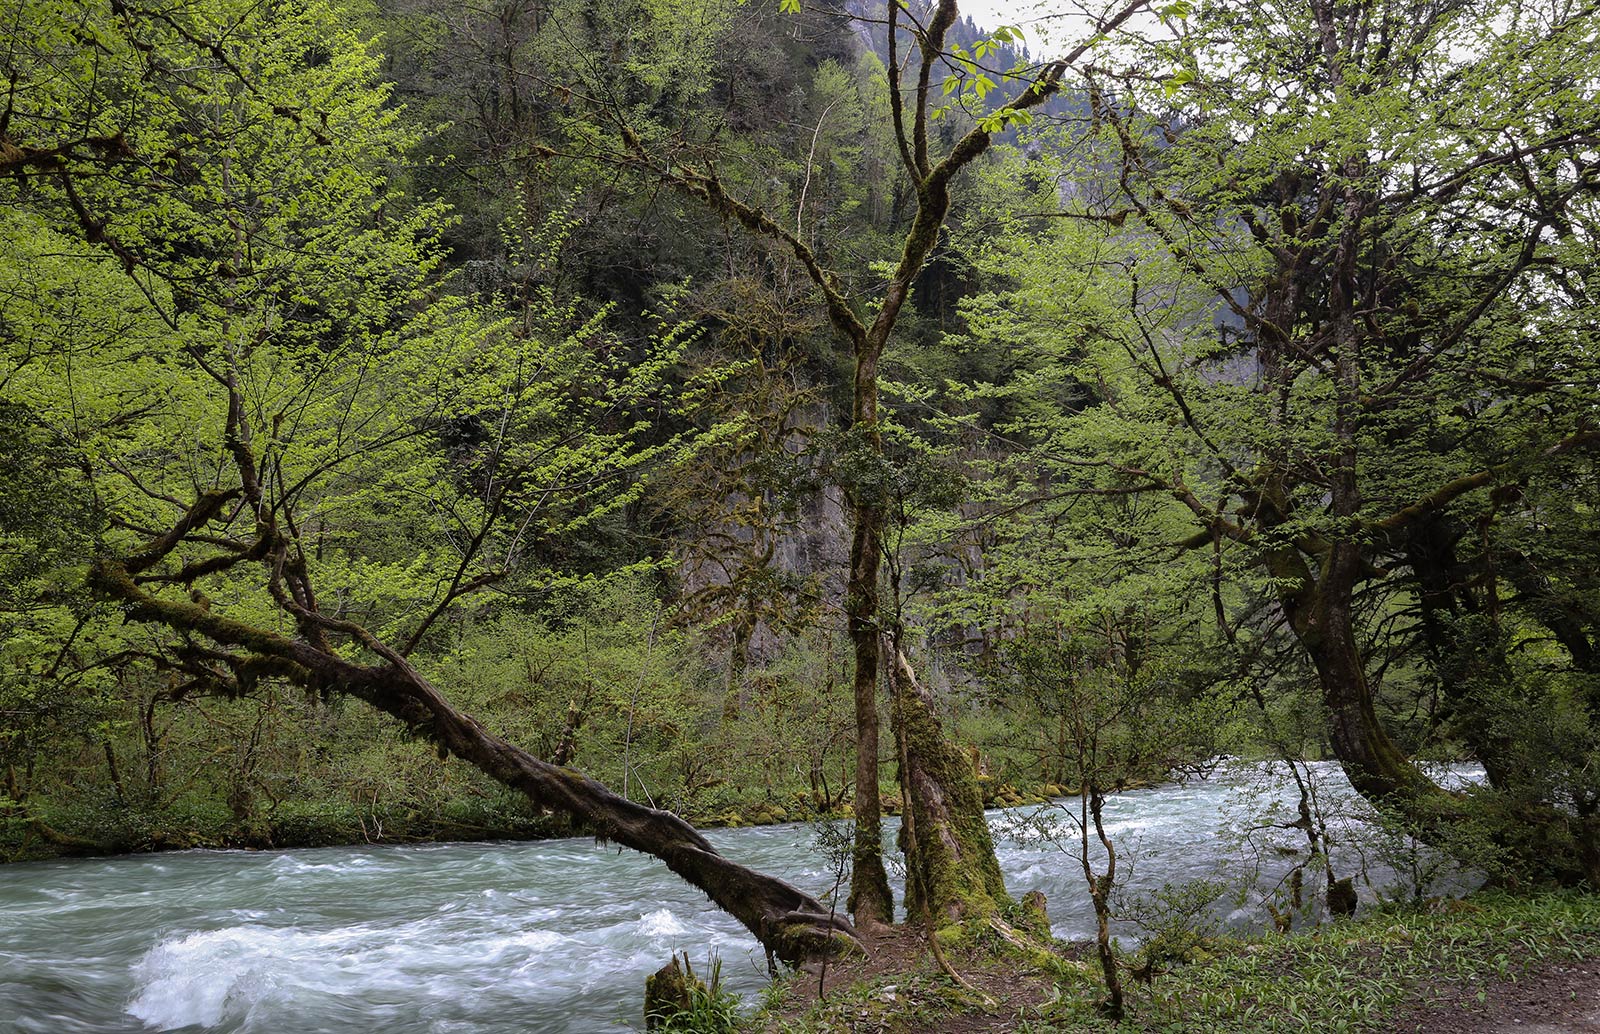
[[674, 467, 851, 669]]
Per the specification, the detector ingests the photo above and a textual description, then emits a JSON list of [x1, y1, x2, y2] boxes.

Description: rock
[[1020, 889, 1051, 936], [644, 955, 703, 1031], [1328, 876, 1358, 918]]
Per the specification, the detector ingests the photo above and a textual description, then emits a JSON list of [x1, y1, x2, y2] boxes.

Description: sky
[[948, 0, 1135, 59]]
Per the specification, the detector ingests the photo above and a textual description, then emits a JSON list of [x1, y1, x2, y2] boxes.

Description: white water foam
[[636, 908, 690, 938], [127, 925, 363, 1029], [124, 912, 591, 1032]]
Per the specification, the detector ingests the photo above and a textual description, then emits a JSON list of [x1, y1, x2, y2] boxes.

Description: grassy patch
[[1025, 891, 1600, 1033], [756, 892, 1600, 1033]]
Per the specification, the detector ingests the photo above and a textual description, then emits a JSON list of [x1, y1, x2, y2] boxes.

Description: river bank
[[2, 776, 1075, 863], [755, 891, 1600, 1033]]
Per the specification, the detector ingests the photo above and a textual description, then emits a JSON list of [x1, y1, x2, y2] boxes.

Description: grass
[[648, 955, 746, 1033], [1027, 891, 1600, 1033], [753, 890, 1600, 1033]]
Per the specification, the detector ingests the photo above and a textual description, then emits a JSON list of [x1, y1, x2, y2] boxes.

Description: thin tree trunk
[[845, 430, 893, 923], [1085, 785, 1123, 1021], [844, 321, 892, 927]]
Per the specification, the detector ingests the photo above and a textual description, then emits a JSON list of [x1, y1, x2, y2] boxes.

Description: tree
[[0, 0, 855, 963], [966, 0, 1600, 879], [561, 0, 1150, 930]]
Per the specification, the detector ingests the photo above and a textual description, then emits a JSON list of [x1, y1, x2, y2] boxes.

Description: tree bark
[[844, 320, 894, 924], [845, 502, 894, 925], [889, 647, 1007, 924], [1287, 545, 1438, 804]]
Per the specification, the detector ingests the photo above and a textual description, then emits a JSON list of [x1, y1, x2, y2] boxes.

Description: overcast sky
[[949, 0, 1120, 59]]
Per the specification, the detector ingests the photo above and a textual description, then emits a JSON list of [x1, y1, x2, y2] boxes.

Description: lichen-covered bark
[[844, 325, 894, 925], [845, 503, 894, 926], [889, 648, 1008, 925]]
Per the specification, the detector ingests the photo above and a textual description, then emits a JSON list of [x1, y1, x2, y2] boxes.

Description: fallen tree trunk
[[88, 558, 860, 966]]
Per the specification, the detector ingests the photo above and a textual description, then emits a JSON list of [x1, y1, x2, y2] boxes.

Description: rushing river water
[[0, 761, 1480, 1034]]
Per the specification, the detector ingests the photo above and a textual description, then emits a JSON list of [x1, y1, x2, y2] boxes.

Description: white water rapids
[[0, 761, 1481, 1033]]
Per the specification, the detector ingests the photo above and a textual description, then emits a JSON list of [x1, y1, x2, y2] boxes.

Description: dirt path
[[1392, 958, 1600, 1034]]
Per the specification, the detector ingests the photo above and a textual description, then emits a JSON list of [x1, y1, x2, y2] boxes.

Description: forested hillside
[[3, 0, 1598, 967]]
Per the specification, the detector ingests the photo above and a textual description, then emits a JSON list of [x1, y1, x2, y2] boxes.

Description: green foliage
[[1119, 878, 1232, 972], [0, 0, 716, 856], [943, 0, 1600, 879], [765, 890, 1600, 1033], [4, 0, 1597, 925]]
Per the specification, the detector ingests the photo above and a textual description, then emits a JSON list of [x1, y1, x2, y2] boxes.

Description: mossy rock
[[644, 956, 704, 1031], [1018, 889, 1052, 937]]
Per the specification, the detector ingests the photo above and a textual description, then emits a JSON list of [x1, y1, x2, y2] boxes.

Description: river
[[0, 761, 1479, 1033]]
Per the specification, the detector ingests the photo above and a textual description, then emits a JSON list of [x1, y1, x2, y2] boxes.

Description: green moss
[[897, 670, 1010, 928]]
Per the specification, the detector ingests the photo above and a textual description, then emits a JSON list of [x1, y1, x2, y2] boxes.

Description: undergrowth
[[756, 891, 1600, 1033]]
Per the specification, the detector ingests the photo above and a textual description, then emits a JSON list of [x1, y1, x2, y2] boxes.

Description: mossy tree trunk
[[889, 647, 1008, 925], [1278, 543, 1440, 804], [1274, 537, 1600, 886], [845, 474, 895, 926]]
